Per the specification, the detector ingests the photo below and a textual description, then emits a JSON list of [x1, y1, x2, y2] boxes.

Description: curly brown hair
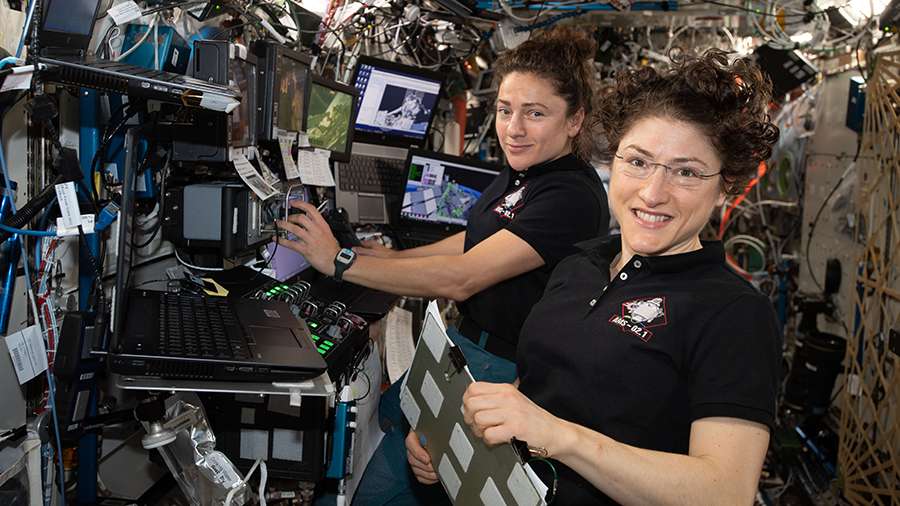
[[491, 26, 601, 162], [597, 48, 780, 196]]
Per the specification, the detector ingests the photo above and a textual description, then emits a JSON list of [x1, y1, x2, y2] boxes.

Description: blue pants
[[320, 325, 517, 506]]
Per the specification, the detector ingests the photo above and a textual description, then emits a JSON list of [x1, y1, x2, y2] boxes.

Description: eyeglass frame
[[613, 153, 723, 190]]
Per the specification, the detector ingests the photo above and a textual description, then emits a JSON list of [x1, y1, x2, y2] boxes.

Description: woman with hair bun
[[407, 48, 783, 506], [295, 26, 610, 506]]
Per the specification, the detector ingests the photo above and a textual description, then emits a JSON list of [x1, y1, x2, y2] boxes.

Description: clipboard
[[399, 301, 546, 506]]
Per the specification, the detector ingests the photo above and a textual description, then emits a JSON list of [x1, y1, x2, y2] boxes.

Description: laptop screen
[[110, 127, 140, 350], [39, 0, 102, 48], [350, 56, 444, 148], [399, 149, 500, 229]]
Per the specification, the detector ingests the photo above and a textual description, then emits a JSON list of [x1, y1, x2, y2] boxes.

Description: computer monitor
[[304, 74, 359, 163], [254, 42, 311, 142], [231, 52, 258, 151], [38, 0, 102, 49], [349, 55, 445, 148]]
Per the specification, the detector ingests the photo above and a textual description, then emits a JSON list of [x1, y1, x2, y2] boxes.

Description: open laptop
[[37, 0, 241, 113], [393, 148, 501, 250], [335, 56, 445, 224], [107, 128, 327, 382]]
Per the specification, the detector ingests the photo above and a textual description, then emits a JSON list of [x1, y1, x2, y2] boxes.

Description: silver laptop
[[335, 56, 445, 223]]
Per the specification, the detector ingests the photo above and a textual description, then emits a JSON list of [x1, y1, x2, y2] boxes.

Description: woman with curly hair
[[407, 48, 782, 505]]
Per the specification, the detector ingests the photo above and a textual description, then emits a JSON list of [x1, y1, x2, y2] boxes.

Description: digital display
[[401, 154, 499, 227], [276, 59, 308, 133], [306, 81, 354, 156], [353, 63, 442, 141]]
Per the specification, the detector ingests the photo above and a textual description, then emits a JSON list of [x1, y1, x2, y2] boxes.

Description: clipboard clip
[[510, 437, 549, 465], [444, 346, 468, 382]]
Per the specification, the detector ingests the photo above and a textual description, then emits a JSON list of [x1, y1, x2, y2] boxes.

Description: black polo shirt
[[457, 153, 609, 345], [517, 235, 782, 505]]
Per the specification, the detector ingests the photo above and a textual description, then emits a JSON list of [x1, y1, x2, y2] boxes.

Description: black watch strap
[[333, 248, 356, 282]]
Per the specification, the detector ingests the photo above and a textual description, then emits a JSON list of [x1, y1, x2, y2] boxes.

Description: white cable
[[174, 250, 224, 271], [115, 15, 156, 62], [224, 458, 264, 506], [154, 21, 160, 71]]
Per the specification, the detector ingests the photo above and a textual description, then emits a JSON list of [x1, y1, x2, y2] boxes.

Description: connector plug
[[94, 201, 120, 231]]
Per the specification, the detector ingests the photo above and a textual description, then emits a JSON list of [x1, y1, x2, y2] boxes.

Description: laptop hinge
[[41, 47, 85, 58]]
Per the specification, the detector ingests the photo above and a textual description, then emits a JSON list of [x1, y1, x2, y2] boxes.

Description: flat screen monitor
[[254, 42, 311, 141], [399, 148, 500, 228], [231, 52, 257, 149], [304, 74, 359, 163], [350, 56, 444, 148]]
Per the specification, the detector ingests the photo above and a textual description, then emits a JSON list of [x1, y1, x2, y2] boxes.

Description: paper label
[[233, 152, 278, 200], [449, 422, 474, 472], [55, 182, 82, 229], [278, 131, 301, 180], [56, 214, 96, 236], [508, 464, 542, 506], [5, 325, 49, 385], [420, 370, 444, 419], [0, 72, 31, 92], [480, 477, 508, 506], [438, 453, 462, 500], [297, 148, 335, 187], [107, 1, 143, 25], [199, 94, 239, 113], [202, 451, 242, 488], [400, 385, 421, 430]]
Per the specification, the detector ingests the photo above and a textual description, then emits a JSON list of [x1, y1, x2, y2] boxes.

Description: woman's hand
[[406, 429, 439, 485], [463, 382, 565, 456], [274, 200, 341, 275], [354, 239, 399, 259]]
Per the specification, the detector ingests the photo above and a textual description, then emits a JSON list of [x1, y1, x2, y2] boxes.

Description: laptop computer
[[37, 0, 241, 113], [393, 148, 501, 250], [107, 128, 327, 382], [335, 56, 445, 224]]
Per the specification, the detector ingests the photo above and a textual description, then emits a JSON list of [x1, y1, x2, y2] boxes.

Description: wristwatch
[[332, 248, 356, 282]]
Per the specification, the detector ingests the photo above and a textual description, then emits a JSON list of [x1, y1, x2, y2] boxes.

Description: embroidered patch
[[608, 297, 666, 342], [493, 185, 526, 219]]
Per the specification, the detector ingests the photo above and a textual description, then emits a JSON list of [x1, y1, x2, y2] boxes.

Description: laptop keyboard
[[340, 155, 406, 194], [157, 292, 250, 360]]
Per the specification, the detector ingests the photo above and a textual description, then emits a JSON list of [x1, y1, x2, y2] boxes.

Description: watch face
[[338, 249, 355, 263]]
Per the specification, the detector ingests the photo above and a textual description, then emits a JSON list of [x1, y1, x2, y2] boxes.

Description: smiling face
[[495, 72, 584, 171], [610, 116, 728, 265]]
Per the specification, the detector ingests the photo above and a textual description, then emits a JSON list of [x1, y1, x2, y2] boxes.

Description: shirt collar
[[579, 235, 725, 274], [507, 153, 588, 180]]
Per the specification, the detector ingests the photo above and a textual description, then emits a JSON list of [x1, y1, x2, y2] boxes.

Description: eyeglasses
[[614, 154, 722, 190]]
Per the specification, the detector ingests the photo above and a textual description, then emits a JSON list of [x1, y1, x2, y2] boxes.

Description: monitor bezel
[[38, 0, 103, 51], [303, 73, 360, 164], [349, 55, 446, 149], [230, 49, 259, 152], [254, 41, 312, 142]]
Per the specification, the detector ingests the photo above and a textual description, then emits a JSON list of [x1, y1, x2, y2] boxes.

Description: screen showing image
[[401, 154, 499, 227], [276, 59, 308, 133], [353, 63, 442, 141], [231, 58, 256, 148], [306, 81, 354, 155]]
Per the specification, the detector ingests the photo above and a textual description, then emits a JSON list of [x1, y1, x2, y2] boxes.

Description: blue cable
[[16, 0, 38, 59], [0, 223, 56, 236], [0, 116, 67, 506], [0, 57, 18, 69]]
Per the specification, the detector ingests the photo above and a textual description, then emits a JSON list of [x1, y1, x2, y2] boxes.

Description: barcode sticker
[[5, 325, 49, 384]]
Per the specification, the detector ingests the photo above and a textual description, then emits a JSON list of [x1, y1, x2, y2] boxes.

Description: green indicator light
[[311, 334, 320, 340], [324, 341, 333, 346], [318, 348, 326, 354], [310, 322, 319, 328]]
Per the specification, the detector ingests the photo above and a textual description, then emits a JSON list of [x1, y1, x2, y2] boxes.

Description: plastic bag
[[142, 392, 250, 506]]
